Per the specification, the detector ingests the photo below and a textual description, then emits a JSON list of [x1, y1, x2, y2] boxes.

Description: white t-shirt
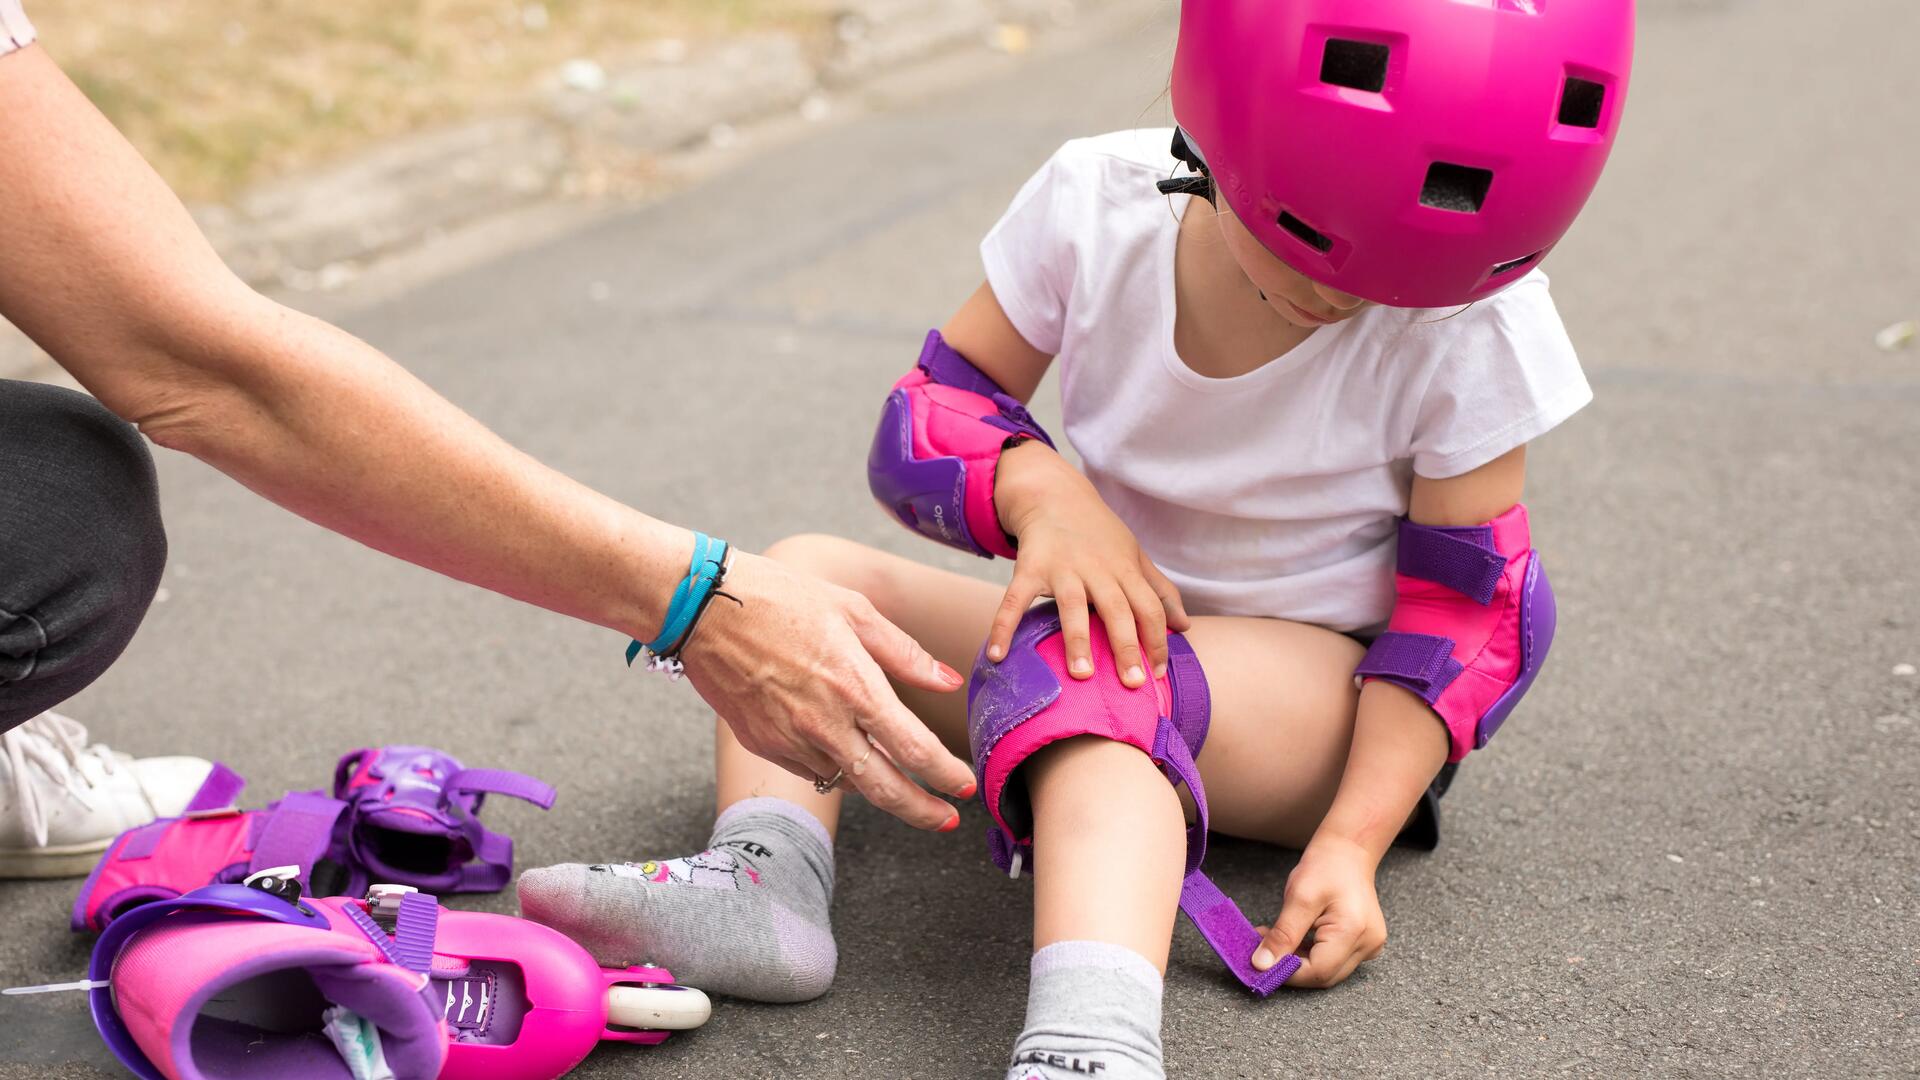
[[980, 129, 1591, 634]]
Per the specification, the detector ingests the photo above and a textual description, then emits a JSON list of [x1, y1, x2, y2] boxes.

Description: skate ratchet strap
[[344, 890, 439, 974]]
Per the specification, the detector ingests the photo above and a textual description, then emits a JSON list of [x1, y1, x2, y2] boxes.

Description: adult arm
[[0, 44, 973, 827]]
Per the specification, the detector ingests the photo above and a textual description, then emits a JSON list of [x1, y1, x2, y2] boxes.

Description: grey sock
[[517, 796, 836, 1003], [1006, 940, 1166, 1080]]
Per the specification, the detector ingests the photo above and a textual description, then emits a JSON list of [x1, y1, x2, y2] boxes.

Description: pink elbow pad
[[1356, 504, 1558, 762], [867, 330, 1054, 559]]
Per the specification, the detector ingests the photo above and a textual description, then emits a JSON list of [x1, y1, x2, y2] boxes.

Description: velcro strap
[[1396, 519, 1508, 605], [918, 330, 1003, 398], [248, 793, 348, 879], [115, 820, 174, 861], [447, 769, 557, 810], [1355, 632, 1464, 705], [1151, 719, 1209, 878], [183, 762, 246, 813], [1178, 871, 1299, 997], [1166, 642, 1212, 755], [456, 829, 513, 893]]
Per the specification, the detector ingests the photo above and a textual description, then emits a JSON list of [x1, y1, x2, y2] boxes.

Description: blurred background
[[3, 1, 1916, 1077]]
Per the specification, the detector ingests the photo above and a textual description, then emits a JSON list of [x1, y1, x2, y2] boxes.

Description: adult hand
[[678, 550, 977, 830], [1254, 835, 1388, 989]]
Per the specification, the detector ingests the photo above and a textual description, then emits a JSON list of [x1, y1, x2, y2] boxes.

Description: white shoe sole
[[0, 836, 112, 879]]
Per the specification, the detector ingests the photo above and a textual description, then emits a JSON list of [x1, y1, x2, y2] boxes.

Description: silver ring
[[813, 769, 844, 795]]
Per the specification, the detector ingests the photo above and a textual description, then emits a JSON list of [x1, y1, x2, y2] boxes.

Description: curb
[[1, 0, 1147, 381]]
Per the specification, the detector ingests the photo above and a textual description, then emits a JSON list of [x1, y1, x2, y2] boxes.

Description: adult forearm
[[142, 297, 690, 640]]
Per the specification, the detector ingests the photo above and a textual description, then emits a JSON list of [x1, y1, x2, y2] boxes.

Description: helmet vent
[[1277, 211, 1335, 254], [1420, 163, 1493, 213], [1490, 252, 1540, 278], [1558, 77, 1606, 128], [1319, 40, 1389, 93]]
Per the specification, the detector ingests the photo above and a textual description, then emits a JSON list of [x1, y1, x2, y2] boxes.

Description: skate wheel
[[607, 983, 712, 1031]]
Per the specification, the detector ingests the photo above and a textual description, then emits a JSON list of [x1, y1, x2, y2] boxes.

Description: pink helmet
[[1170, 0, 1635, 308]]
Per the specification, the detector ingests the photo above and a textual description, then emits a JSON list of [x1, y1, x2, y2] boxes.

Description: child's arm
[[1253, 447, 1527, 988], [878, 282, 1191, 686]]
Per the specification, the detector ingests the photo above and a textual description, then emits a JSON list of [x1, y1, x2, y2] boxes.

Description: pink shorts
[[0, 0, 35, 56]]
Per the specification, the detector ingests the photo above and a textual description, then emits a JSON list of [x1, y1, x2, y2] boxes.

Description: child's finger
[[1255, 902, 1314, 973], [1141, 558, 1191, 632], [1282, 925, 1359, 989], [1121, 575, 1170, 677], [986, 572, 1044, 662], [1053, 578, 1095, 679], [1089, 580, 1147, 687]]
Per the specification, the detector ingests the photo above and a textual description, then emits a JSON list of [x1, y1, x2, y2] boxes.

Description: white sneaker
[[0, 712, 213, 878]]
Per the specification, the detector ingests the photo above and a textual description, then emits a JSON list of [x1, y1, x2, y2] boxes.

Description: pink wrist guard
[[867, 330, 1054, 559], [1355, 503, 1558, 762]]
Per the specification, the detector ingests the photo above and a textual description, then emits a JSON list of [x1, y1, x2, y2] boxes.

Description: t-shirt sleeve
[[1408, 275, 1593, 479], [978, 146, 1077, 356]]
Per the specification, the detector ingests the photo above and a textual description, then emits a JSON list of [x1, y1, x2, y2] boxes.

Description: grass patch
[[30, 0, 826, 201]]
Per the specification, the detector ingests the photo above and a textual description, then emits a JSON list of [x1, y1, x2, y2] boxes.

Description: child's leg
[[521, 535, 1005, 1002], [1001, 616, 1366, 1079], [1004, 738, 1184, 1080]]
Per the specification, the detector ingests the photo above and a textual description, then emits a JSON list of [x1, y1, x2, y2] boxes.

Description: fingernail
[[1124, 665, 1144, 685], [1153, 662, 1167, 678], [988, 645, 1005, 662], [1071, 658, 1092, 676], [940, 662, 964, 686], [938, 812, 960, 833], [1252, 947, 1275, 971], [959, 780, 978, 799]]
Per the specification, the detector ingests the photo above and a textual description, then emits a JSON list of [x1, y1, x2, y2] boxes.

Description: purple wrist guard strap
[[868, 330, 1055, 560]]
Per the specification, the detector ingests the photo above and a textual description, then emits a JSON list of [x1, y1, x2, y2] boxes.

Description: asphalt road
[[4, 1, 1917, 1076]]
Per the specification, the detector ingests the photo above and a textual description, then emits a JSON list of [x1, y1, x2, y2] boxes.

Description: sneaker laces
[[1, 712, 119, 847]]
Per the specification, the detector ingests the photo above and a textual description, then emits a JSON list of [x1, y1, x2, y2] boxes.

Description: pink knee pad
[[967, 603, 1299, 995]]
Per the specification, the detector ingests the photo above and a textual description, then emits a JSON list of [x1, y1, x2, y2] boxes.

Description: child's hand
[[987, 443, 1189, 688], [1254, 836, 1387, 989]]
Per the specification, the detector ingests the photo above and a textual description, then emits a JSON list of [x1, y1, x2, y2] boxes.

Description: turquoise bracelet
[[627, 532, 729, 669]]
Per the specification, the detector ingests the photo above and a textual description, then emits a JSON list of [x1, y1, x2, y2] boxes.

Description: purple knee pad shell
[[968, 603, 1300, 996]]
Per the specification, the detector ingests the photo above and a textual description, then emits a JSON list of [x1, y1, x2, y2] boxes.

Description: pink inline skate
[[80, 872, 707, 1079]]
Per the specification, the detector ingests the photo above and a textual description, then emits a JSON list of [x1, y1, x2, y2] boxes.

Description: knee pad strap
[[967, 603, 1299, 996]]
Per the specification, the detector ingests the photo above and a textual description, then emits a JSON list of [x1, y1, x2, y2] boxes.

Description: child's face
[[1215, 199, 1373, 328]]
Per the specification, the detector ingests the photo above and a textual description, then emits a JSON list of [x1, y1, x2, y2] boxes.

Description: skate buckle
[[1008, 850, 1023, 880], [366, 883, 420, 915]]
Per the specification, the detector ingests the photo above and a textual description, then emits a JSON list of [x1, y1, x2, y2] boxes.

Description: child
[[522, 2, 1634, 1076]]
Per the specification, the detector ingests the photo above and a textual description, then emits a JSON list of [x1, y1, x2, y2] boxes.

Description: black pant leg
[[0, 380, 166, 733]]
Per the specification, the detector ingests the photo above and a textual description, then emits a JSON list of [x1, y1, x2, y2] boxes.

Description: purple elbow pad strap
[[968, 603, 1299, 996], [868, 329, 1054, 559], [1356, 505, 1558, 761]]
